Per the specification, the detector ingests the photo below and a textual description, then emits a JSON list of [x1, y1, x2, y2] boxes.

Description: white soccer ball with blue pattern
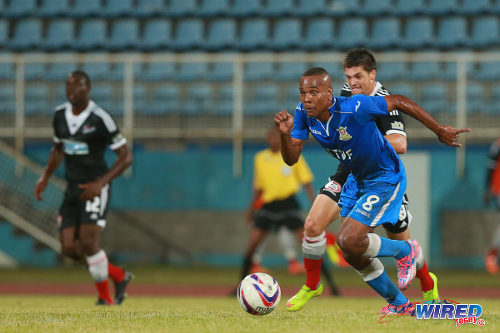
[[237, 272, 281, 315]]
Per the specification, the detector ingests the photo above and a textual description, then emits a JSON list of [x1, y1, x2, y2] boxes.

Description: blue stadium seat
[[302, 19, 335, 50], [466, 82, 484, 114], [275, 63, 307, 81], [170, 19, 203, 51], [140, 19, 171, 51], [459, 0, 491, 15], [337, 18, 367, 50], [393, 0, 425, 16], [407, 62, 440, 81], [42, 19, 75, 51], [229, 0, 262, 17], [376, 62, 408, 82], [328, 0, 361, 16], [39, 0, 70, 17], [0, 85, 15, 114], [25, 86, 50, 115], [359, 0, 393, 16], [9, 19, 42, 51], [165, 0, 197, 17], [434, 17, 467, 49], [387, 83, 414, 100], [184, 84, 212, 115], [244, 62, 275, 81], [424, 0, 459, 15], [271, 19, 302, 51], [4, 0, 36, 18], [311, 61, 343, 79], [419, 83, 449, 114], [135, 0, 165, 18], [91, 83, 114, 107], [75, 19, 107, 51], [467, 16, 500, 49], [205, 19, 237, 51], [45, 63, 78, 81], [473, 61, 500, 81], [247, 84, 280, 116], [296, 0, 328, 17], [238, 19, 270, 51], [264, 0, 294, 17], [487, 85, 500, 114], [402, 17, 434, 50], [108, 19, 139, 51], [211, 85, 233, 115], [0, 63, 14, 80], [207, 63, 234, 81], [0, 20, 8, 49], [81, 63, 112, 81], [199, 0, 230, 18], [149, 85, 180, 115], [367, 17, 401, 50], [176, 62, 208, 82], [102, 0, 134, 18], [133, 84, 148, 113], [136, 63, 176, 81], [72, 0, 102, 18], [285, 84, 300, 108], [24, 63, 46, 81]]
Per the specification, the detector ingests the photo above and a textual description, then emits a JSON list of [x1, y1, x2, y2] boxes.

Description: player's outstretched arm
[[34, 143, 64, 201], [384, 95, 470, 147], [274, 110, 304, 165]]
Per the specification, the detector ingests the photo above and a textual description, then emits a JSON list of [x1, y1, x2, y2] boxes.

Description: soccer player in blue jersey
[[275, 67, 469, 314]]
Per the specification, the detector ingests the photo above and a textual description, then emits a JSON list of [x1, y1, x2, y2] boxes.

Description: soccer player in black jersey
[[34, 71, 133, 305], [287, 49, 440, 312]]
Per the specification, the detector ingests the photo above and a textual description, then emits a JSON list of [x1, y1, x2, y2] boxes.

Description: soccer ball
[[237, 272, 281, 315]]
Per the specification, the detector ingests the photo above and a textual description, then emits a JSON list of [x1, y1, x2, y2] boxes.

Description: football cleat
[[397, 239, 421, 290], [114, 270, 134, 305], [286, 283, 323, 312]]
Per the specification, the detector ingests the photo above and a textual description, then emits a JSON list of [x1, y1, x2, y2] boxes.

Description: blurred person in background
[[277, 66, 469, 315], [34, 71, 133, 305], [484, 137, 500, 274], [241, 126, 314, 278]]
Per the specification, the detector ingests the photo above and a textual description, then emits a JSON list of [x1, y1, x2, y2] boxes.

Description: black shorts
[[319, 176, 411, 234], [253, 195, 304, 232], [58, 182, 111, 230]]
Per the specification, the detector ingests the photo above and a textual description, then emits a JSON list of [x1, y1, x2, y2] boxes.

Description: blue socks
[[367, 271, 408, 305], [377, 237, 411, 259]]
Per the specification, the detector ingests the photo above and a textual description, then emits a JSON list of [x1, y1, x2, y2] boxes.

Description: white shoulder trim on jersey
[[341, 83, 351, 92], [91, 102, 117, 132], [53, 136, 61, 143], [54, 102, 69, 112]]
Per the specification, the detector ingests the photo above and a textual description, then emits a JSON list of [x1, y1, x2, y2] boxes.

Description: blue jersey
[[291, 95, 405, 186]]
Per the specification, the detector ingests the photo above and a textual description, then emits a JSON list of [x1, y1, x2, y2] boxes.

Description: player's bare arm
[[274, 110, 304, 166], [78, 144, 133, 201], [385, 133, 407, 154], [34, 143, 64, 201], [384, 95, 471, 147]]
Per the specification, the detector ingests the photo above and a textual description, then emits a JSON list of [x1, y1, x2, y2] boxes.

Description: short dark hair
[[302, 67, 329, 78], [343, 48, 377, 72], [69, 70, 91, 88]]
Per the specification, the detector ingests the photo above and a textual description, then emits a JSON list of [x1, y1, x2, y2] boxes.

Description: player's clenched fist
[[274, 110, 294, 135]]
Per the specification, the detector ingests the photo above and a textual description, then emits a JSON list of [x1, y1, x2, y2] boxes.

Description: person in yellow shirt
[[240, 126, 315, 280]]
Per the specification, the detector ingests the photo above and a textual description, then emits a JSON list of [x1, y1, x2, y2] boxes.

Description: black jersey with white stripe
[[340, 82, 407, 137], [52, 101, 127, 183]]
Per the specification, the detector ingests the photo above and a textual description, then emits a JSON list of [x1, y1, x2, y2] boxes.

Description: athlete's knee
[[337, 231, 365, 256], [303, 215, 326, 237], [79, 238, 99, 256], [61, 244, 79, 259]]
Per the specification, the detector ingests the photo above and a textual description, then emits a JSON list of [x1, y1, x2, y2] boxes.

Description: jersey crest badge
[[336, 126, 352, 141], [391, 121, 404, 130]]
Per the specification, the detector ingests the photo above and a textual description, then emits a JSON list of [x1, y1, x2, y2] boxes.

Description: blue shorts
[[338, 175, 407, 227]]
